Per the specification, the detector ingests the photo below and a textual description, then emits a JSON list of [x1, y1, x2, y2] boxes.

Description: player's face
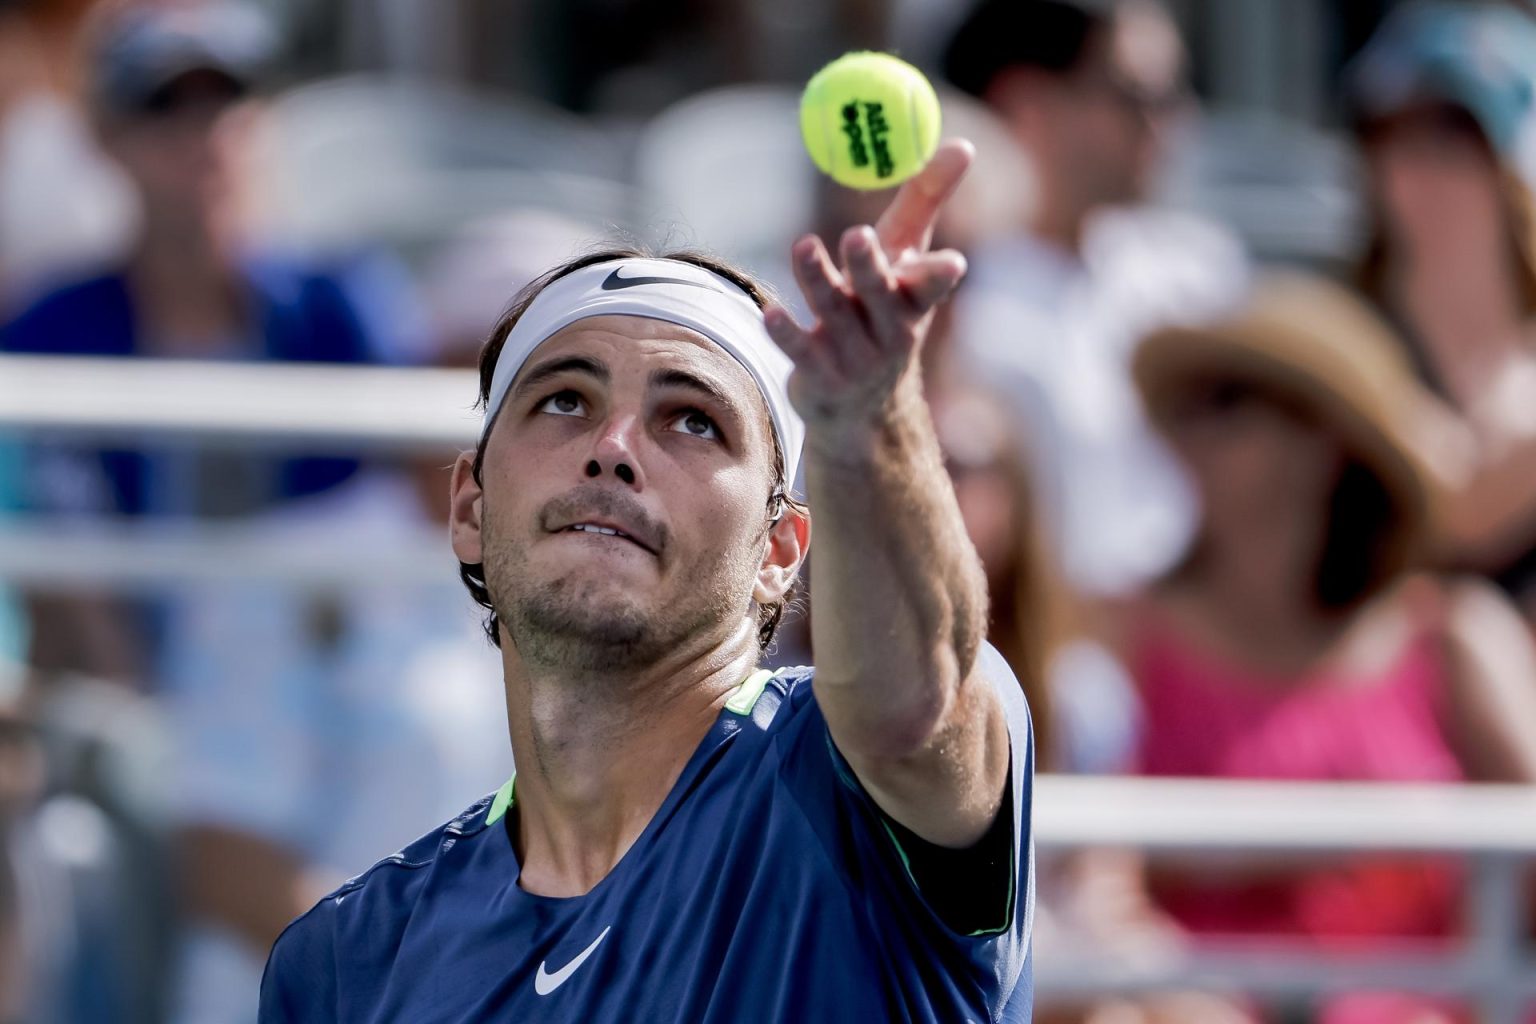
[[457, 315, 784, 670]]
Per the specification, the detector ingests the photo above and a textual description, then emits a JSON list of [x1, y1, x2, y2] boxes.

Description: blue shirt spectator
[[0, 251, 415, 518]]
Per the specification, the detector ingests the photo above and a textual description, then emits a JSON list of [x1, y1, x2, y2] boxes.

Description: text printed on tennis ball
[[841, 100, 896, 180], [802, 52, 941, 190]]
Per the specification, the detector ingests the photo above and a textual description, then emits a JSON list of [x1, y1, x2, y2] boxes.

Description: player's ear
[[449, 450, 485, 565], [754, 505, 810, 604]]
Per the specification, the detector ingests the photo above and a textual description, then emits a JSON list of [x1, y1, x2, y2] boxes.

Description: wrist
[[801, 375, 932, 468]]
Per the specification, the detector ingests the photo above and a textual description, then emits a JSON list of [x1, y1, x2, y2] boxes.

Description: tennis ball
[[801, 51, 941, 191]]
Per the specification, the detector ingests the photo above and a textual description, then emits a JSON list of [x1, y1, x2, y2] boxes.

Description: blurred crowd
[[2, 0, 1536, 1021]]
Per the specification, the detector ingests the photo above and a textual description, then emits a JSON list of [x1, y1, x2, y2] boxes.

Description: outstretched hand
[[764, 139, 975, 447]]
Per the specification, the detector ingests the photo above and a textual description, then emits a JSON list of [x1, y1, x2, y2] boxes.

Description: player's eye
[[668, 409, 720, 441], [538, 390, 586, 417]]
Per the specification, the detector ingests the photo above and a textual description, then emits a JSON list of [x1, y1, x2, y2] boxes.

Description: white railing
[[2, 356, 1534, 1018], [1034, 776, 1536, 1021], [0, 355, 479, 450]]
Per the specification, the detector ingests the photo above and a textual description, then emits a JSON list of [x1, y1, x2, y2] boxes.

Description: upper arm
[[831, 652, 1012, 850], [805, 646, 1036, 941], [828, 642, 1029, 847], [1439, 578, 1536, 783]]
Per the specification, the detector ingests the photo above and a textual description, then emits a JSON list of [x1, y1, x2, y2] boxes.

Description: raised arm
[[763, 140, 1013, 849]]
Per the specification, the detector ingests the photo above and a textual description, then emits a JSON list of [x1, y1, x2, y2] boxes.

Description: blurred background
[[3, 0, 1536, 1021]]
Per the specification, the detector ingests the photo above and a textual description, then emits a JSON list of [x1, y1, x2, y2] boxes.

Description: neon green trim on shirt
[[486, 774, 516, 827], [725, 669, 774, 716], [484, 669, 767, 828]]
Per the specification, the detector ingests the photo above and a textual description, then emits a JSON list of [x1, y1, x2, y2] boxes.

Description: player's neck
[[498, 623, 762, 897]]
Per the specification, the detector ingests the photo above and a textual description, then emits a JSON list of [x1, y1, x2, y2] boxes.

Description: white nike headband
[[482, 257, 805, 492]]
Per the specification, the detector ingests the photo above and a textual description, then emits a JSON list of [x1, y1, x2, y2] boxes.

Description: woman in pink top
[[1122, 273, 1536, 1024]]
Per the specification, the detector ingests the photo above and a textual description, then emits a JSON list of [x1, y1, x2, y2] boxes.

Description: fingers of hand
[[840, 226, 907, 345], [892, 249, 968, 310], [874, 138, 976, 256], [790, 235, 867, 367], [763, 304, 812, 362]]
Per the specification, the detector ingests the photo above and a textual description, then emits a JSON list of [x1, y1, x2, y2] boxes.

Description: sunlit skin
[[479, 318, 783, 666]]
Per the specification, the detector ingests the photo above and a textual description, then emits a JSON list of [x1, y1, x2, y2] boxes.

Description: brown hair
[[460, 244, 807, 651], [981, 444, 1071, 772]]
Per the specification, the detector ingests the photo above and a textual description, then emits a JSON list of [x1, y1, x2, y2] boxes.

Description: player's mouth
[[556, 520, 657, 555]]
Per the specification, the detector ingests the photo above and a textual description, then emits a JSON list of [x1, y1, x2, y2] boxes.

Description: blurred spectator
[[162, 471, 511, 1024], [0, 3, 424, 683], [0, 0, 131, 308], [931, 385, 1059, 769], [163, 210, 590, 1024], [941, 0, 1248, 600], [1122, 273, 1536, 1024], [923, 318, 1254, 1024], [1347, 0, 1536, 629]]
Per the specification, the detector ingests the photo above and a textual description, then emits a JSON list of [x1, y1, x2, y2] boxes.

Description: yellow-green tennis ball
[[801, 51, 941, 191]]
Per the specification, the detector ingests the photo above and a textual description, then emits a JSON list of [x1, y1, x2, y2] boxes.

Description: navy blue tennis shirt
[[260, 648, 1035, 1022]]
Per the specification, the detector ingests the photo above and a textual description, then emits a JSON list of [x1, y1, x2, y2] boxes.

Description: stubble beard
[[481, 513, 754, 676]]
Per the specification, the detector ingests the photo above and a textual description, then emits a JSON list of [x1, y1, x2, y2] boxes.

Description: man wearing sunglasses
[[941, 0, 1249, 608], [0, 5, 415, 524]]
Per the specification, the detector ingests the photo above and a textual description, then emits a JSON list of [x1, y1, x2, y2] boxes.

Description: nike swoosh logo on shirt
[[534, 926, 612, 996], [600, 268, 719, 293]]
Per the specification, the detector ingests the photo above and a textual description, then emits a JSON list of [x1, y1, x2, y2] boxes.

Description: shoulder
[[306, 792, 497, 919], [1, 271, 131, 354], [1417, 575, 1534, 672], [262, 793, 499, 1007], [780, 652, 1034, 790]]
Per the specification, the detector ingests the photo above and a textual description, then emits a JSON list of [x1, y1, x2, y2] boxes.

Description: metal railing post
[[1469, 853, 1529, 1024]]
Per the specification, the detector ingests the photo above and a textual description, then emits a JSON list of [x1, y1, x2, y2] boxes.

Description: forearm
[[182, 824, 330, 954], [766, 141, 1014, 847], [804, 379, 989, 757]]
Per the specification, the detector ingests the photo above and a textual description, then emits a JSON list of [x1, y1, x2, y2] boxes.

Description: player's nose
[[584, 414, 646, 488]]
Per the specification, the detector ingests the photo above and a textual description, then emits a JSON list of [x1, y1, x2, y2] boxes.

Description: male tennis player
[[259, 140, 1034, 1021]]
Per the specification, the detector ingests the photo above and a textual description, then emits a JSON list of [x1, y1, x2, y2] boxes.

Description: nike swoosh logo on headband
[[600, 268, 723, 293]]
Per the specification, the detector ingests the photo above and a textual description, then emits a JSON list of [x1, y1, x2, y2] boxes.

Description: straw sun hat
[[1133, 272, 1440, 584]]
